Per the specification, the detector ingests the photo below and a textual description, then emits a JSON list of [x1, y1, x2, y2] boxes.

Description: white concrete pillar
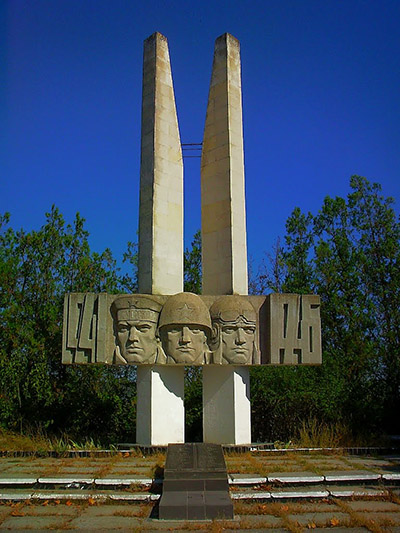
[[203, 366, 251, 444], [137, 366, 185, 446], [137, 33, 184, 445], [201, 34, 251, 445]]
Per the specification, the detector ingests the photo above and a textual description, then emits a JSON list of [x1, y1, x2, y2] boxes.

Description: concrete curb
[[0, 487, 394, 503], [0, 471, 399, 488]]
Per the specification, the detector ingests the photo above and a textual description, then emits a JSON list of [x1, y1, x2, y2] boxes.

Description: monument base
[[159, 443, 233, 520], [136, 366, 184, 445], [203, 366, 251, 445]]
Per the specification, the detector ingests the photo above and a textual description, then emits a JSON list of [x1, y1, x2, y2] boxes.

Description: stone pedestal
[[136, 366, 185, 446], [203, 366, 251, 445], [159, 443, 233, 520]]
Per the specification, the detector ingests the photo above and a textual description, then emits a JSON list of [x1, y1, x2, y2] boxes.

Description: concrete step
[[1, 484, 399, 503]]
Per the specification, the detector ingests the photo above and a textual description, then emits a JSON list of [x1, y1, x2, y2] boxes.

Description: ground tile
[[109, 470, 152, 476], [358, 512, 400, 525], [237, 513, 282, 527], [345, 457, 393, 467], [80, 503, 149, 517], [267, 471, 324, 483], [283, 501, 341, 513], [19, 503, 79, 516], [0, 507, 11, 523], [0, 514, 69, 529], [68, 514, 143, 529], [287, 511, 350, 527], [347, 500, 400, 512]]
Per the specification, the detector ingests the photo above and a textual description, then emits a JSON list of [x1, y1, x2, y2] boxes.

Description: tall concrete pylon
[[201, 34, 251, 445], [136, 33, 184, 445], [201, 33, 248, 296], [138, 32, 184, 295]]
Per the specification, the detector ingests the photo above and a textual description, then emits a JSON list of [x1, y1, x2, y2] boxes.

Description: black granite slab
[[164, 443, 226, 473], [159, 443, 234, 520]]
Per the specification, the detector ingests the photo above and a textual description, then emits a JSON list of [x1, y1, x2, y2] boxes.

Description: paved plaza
[[0, 450, 400, 530]]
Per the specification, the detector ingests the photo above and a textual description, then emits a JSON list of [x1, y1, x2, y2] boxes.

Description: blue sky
[[2, 0, 400, 272]]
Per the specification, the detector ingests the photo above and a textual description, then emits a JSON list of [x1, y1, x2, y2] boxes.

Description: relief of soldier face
[[210, 295, 258, 365], [221, 319, 256, 364], [158, 292, 212, 365], [111, 295, 164, 365], [117, 320, 158, 363], [161, 325, 209, 364]]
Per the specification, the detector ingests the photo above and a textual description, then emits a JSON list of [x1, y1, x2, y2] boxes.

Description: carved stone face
[[111, 295, 163, 364], [117, 320, 158, 363], [161, 325, 209, 364], [158, 292, 212, 364], [210, 295, 258, 365], [221, 318, 256, 364]]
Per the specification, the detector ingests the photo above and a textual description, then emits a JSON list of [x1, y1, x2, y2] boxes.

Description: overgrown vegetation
[[0, 207, 137, 442], [250, 176, 400, 442], [1, 176, 399, 445]]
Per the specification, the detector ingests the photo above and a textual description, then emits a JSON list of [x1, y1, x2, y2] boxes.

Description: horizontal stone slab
[[232, 491, 271, 500], [229, 474, 267, 485], [329, 487, 387, 497], [267, 473, 324, 484], [94, 477, 153, 486], [109, 493, 159, 501], [271, 490, 330, 499], [32, 491, 99, 500], [0, 491, 33, 500], [0, 478, 37, 485], [37, 477, 94, 484], [382, 473, 400, 481], [324, 472, 381, 482]]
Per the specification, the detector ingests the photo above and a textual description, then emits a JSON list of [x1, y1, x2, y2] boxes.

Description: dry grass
[[295, 418, 353, 448], [294, 418, 391, 448], [0, 429, 52, 451], [0, 428, 106, 453]]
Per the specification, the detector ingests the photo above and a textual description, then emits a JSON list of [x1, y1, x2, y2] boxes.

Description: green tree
[[184, 230, 202, 293], [0, 207, 137, 440], [252, 176, 400, 438]]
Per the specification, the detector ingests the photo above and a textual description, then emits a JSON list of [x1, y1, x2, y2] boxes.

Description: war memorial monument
[[62, 32, 322, 520]]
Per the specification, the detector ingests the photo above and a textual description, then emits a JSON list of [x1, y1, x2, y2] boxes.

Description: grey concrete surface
[[0, 452, 400, 530]]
